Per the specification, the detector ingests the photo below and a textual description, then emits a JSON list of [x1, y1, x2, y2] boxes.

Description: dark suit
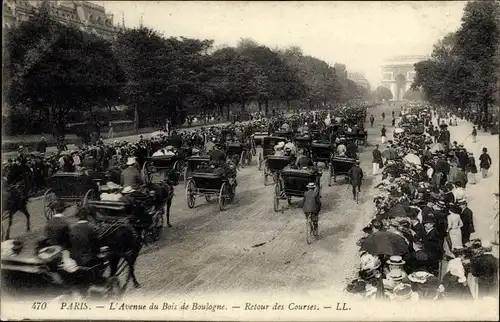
[[455, 170, 467, 187], [45, 216, 71, 249], [460, 207, 475, 244], [69, 221, 101, 267], [422, 228, 442, 274], [372, 149, 382, 164]]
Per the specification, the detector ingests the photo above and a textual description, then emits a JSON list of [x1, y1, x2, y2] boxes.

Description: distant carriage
[[263, 155, 293, 185], [273, 167, 322, 212], [185, 169, 237, 211], [142, 155, 183, 185], [252, 131, 269, 155], [310, 142, 332, 169], [294, 136, 312, 154], [43, 172, 99, 220], [183, 156, 211, 186], [330, 156, 357, 185], [226, 142, 251, 168], [258, 136, 287, 171]]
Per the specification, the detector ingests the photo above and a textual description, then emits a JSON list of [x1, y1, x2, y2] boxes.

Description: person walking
[[458, 200, 474, 245], [370, 114, 375, 127], [372, 144, 383, 175], [348, 160, 363, 201], [479, 147, 492, 178], [447, 206, 463, 250], [381, 125, 387, 144], [471, 126, 477, 143], [382, 112, 386, 121], [303, 182, 321, 239], [36, 136, 48, 156]]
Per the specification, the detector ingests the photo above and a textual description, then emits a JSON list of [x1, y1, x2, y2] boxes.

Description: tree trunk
[[134, 105, 139, 133], [264, 100, 269, 116]]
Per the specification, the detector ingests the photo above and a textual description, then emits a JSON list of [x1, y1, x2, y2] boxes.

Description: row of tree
[[4, 2, 372, 137], [411, 0, 500, 119]]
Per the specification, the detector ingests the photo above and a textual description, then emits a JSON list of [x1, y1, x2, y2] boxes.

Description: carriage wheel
[[327, 164, 333, 187], [273, 183, 281, 212], [141, 162, 149, 183], [186, 179, 196, 209], [258, 152, 263, 171], [83, 189, 96, 206], [43, 189, 56, 220], [240, 151, 246, 168], [219, 183, 228, 211], [229, 181, 236, 203], [247, 150, 253, 166], [263, 164, 268, 186]]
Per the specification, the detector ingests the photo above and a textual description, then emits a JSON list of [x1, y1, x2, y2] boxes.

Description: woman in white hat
[[121, 157, 143, 189]]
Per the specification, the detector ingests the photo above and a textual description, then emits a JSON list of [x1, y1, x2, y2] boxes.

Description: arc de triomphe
[[381, 55, 429, 100]]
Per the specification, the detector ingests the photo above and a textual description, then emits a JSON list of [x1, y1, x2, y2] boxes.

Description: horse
[[76, 206, 142, 289], [143, 181, 174, 228], [2, 181, 31, 240]]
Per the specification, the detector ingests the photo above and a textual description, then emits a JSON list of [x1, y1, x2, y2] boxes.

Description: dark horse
[[143, 181, 174, 228], [2, 181, 31, 240], [76, 206, 142, 289]]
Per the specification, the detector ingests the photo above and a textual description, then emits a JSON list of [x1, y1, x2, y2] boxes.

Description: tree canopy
[[411, 0, 500, 117], [4, 6, 370, 136]]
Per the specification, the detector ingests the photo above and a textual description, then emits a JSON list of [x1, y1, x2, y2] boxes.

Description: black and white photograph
[[1, 1, 499, 320]]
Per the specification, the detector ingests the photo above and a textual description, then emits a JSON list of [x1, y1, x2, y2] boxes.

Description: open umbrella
[[403, 153, 421, 165], [360, 231, 409, 256], [430, 142, 445, 153], [394, 128, 405, 134]]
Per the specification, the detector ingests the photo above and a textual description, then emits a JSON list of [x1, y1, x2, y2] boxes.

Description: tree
[[5, 4, 124, 140], [372, 86, 393, 101]]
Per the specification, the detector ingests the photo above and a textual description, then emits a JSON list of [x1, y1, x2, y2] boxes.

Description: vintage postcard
[[2, 1, 499, 321]]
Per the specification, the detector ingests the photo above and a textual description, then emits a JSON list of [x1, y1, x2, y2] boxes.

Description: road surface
[[4, 105, 397, 298]]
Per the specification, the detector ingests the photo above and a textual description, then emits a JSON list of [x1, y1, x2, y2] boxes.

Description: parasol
[[430, 143, 445, 153], [394, 128, 405, 134], [360, 231, 409, 256], [403, 153, 421, 165]]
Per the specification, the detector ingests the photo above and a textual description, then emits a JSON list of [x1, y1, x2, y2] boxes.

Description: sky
[[98, 1, 467, 88]]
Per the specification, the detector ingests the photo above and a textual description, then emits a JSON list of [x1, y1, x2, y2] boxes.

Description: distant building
[[380, 55, 429, 100], [347, 72, 371, 90], [3, 0, 125, 39]]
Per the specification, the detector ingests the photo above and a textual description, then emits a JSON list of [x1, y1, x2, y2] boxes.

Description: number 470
[[32, 302, 47, 310]]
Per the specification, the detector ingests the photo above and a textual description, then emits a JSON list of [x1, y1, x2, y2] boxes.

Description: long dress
[[447, 213, 463, 250]]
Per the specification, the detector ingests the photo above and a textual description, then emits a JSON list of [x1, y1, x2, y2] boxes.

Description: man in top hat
[[422, 217, 442, 275], [458, 200, 474, 245], [121, 157, 143, 190], [303, 182, 321, 238]]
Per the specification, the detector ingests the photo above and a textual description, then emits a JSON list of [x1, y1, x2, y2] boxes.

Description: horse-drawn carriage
[[263, 155, 293, 185], [258, 136, 287, 171], [311, 142, 332, 168], [346, 130, 368, 147], [330, 156, 357, 185], [294, 136, 312, 154], [272, 130, 295, 141], [43, 172, 99, 220], [183, 155, 211, 186], [142, 154, 184, 185], [226, 142, 251, 168], [273, 167, 322, 212], [185, 166, 237, 211], [1, 242, 126, 300], [86, 200, 164, 245], [252, 131, 269, 155]]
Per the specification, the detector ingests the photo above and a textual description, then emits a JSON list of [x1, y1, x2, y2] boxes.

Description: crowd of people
[[347, 103, 498, 301]]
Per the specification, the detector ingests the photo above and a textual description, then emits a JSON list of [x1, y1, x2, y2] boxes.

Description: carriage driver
[[121, 186, 153, 235], [209, 142, 227, 165]]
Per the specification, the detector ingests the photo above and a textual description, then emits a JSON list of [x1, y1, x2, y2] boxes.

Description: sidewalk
[[434, 116, 499, 255]]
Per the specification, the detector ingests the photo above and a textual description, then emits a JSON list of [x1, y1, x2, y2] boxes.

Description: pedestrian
[[370, 114, 374, 127], [466, 152, 477, 184], [347, 160, 363, 200], [382, 112, 385, 121], [479, 147, 492, 178], [303, 182, 321, 238], [372, 144, 382, 175], [458, 200, 474, 245], [108, 121, 114, 139], [447, 206, 463, 250], [381, 125, 387, 144]]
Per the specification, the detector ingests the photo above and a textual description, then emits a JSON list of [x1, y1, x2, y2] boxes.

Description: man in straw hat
[[121, 157, 143, 190], [303, 182, 321, 238]]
